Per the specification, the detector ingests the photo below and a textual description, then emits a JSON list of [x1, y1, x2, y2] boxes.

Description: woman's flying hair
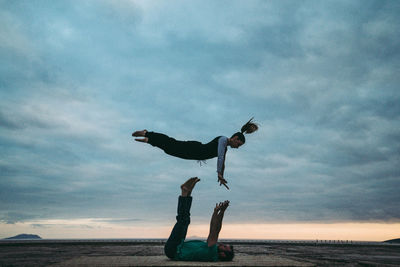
[[240, 117, 259, 134], [231, 117, 259, 144]]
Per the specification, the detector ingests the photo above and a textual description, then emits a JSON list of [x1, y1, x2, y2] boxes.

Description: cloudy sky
[[1, 0, 399, 241]]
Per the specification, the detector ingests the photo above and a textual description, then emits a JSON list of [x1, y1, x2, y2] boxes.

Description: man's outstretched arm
[[207, 200, 229, 247]]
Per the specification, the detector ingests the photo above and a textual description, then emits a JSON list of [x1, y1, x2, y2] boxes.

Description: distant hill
[[5, 234, 42, 240], [384, 238, 400, 243]]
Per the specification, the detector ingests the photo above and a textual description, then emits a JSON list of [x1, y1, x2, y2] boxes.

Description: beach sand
[[1, 240, 399, 266]]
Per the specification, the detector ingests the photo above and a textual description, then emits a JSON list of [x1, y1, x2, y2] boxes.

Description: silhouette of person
[[132, 118, 258, 189], [164, 177, 234, 262]]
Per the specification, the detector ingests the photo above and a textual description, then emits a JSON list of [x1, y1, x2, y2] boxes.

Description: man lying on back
[[164, 177, 234, 261]]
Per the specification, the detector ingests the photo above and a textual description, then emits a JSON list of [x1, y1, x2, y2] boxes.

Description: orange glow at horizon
[[1, 219, 399, 241], [208, 223, 399, 242]]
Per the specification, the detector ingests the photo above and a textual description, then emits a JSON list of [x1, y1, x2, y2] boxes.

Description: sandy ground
[[1, 240, 400, 266]]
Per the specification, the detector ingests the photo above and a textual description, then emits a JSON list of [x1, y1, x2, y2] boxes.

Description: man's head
[[217, 243, 234, 261]]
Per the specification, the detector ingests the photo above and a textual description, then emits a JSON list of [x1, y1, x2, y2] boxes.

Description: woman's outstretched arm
[[217, 137, 229, 190]]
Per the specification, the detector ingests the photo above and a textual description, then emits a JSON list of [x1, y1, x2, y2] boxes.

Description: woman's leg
[[133, 130, 180, 152], [146, 132, 202, 159], [145, 132, 179, 151], [133, 130, 204, 159]]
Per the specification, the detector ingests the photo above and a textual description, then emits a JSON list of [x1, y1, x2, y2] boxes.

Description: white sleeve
[[217, 136, 228, 174]]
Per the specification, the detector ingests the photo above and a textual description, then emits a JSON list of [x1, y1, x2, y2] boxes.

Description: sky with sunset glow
[[1, 0, 399, 241]]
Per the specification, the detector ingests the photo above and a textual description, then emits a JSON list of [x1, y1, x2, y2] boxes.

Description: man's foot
[[132, 129, 147, 137], [181, 177, 200, 197]]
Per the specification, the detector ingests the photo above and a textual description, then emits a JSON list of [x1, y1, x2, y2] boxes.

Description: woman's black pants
[[145, 131, 203, 160]]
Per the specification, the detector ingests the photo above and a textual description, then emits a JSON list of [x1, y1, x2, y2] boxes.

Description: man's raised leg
[[164, 177, 200, 259]]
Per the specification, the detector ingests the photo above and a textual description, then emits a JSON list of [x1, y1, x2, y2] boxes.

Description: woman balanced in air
[[132, 118, 259, 190]]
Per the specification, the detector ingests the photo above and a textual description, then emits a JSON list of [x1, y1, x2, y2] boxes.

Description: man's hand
[[220, 200, 229, 212], [217, 174, 229, 190], [214, 200, 230, 215]]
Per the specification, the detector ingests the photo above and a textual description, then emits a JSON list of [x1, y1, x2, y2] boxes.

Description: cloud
[[0, 212, 40, 224], [93, 218, 142, 224], [0, 10, 34, 57], [0, 0, 399, 236]]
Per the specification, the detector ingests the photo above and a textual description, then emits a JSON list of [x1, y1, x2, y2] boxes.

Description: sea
[[0, 238, 389, 246]]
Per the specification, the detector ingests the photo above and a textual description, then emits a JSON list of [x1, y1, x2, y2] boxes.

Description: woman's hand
[[218, 174, 229, 190]]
